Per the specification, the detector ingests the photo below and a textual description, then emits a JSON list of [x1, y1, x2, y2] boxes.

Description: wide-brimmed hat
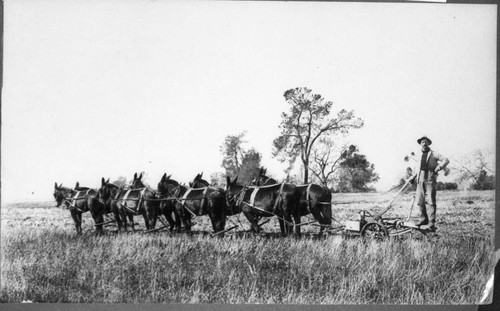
[[417, 136, 432, 145]]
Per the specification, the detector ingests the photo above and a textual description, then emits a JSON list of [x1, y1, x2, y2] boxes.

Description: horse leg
[[243, 212, 260, 233], [128, 214, 135, 231], [164, 210, 176, 231], [278, 218, 286, 236], [174, 203, 186, 232], [150, 203, 158, 229], [185, 213, 193, 234], [310, 209, 326, 235], [208, 213, 217, 233], [290, 211, 300, 236], [161, 203, 174, 231], [142, 214, 150, 231], [113, 210, 123, 232], [92, 210, 104, 235], [70, 210, 80, 234], [119, 209, 128, 232], [76, 211, 83, 234]]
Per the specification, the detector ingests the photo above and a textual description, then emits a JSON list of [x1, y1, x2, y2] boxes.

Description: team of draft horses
[[53, 168, 333, 236]]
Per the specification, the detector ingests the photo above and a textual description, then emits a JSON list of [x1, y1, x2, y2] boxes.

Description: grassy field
[[0, 190, 495, 304]]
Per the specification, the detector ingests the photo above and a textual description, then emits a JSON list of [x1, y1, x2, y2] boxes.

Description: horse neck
[[229, 183, 246, 195], [107, 184, 120, 198], [62, 188, 75, 197], [131, 183, 145, 190], [192, 181, 209, 188], [159, 180, 180, 196], [261, 176, 277, 185], [176, 184, 188, 196]]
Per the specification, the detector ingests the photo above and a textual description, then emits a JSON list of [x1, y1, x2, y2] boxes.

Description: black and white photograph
[[1, 0, 497, 305]]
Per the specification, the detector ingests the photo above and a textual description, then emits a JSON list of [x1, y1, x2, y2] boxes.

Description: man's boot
[[421, 204, 436, 231]]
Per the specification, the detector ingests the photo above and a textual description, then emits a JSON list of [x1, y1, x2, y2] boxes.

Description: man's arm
[[434, 152, 450, 172]]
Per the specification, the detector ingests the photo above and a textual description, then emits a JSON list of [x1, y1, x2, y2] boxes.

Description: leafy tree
[[338, 145, 379, 192], [210, 172, 226, 187], [112, 176, 128, 187], [471, 170, 495, 190], [453, 149, 495, 190], [238, 148, 262, 184], [220, 132, 262, 184], [221, 132, 247, 178], [272, 87, 363, 183], [112, 171, 150, 188]]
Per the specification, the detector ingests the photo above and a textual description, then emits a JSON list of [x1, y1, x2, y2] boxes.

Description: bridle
[[99, 184, 119, 205], [55, 188, 74, 206]]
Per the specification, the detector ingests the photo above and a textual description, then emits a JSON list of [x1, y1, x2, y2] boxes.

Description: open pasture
[[0, 190, 495, 303]]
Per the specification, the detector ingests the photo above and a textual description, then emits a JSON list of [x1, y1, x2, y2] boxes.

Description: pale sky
[[2, 1, 497, 203]]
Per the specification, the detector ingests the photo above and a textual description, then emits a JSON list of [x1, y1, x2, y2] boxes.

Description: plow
[[320, 174, 431, 239]]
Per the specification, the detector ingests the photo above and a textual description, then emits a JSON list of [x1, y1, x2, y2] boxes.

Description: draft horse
[[156, 173, 182, 232], [191, 173, 241, 218], [159, 172, 226, 234], [252, 167, 332, 235], [226, 174, 300, 235], [53, 181, 99, 234], [115, 172, 160, 231], [96, 178, 127, 233]]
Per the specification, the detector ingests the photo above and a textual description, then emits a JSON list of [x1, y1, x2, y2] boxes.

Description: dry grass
[[0, 190, 495, 303]]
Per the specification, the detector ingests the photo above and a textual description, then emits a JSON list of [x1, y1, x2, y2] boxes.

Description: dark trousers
[[416, 171, 437, 226]]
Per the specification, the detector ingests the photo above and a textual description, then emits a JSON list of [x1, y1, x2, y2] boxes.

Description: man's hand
[[434, 166, 441, 173]]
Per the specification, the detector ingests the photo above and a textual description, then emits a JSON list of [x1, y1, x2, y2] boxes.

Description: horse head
[[131, 172, 145, 189], [252, 166, 277, 186], [190, 172, 210, 188], [157, 173, 179, 197], [53, 182, 72, 207], [98, 177, 117, 204]]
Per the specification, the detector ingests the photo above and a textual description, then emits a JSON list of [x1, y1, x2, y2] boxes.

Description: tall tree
[[338, 145, 379, 192], [272, 87, 364, 183], [220, 132, 247, 178], [238, 148, 262, 184], [220, 132, 262, 184]]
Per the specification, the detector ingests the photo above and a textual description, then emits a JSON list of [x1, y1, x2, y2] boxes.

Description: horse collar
[[249, 187, 259, 207], [306, 183, 313, 212]]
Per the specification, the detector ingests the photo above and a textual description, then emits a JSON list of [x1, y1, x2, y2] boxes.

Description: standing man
[[413, 136, 449, 231]]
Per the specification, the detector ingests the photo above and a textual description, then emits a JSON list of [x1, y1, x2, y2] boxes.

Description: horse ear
[[264, 167, 267, 175], [138, 173, 143, 180], [200, 172, 203, 178], [167, 174, 171, 180], [106, 178, 110, 183], [134, 173, 138, 180], [76, 181, 79, 188], [59, 183, 63, 188], [226, 175, 231, 185], [101, 178, 105, 186], [55, 182, 58, 190]]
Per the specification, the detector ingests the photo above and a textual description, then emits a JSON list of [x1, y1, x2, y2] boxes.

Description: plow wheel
[[361, 222, 388, 239]]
